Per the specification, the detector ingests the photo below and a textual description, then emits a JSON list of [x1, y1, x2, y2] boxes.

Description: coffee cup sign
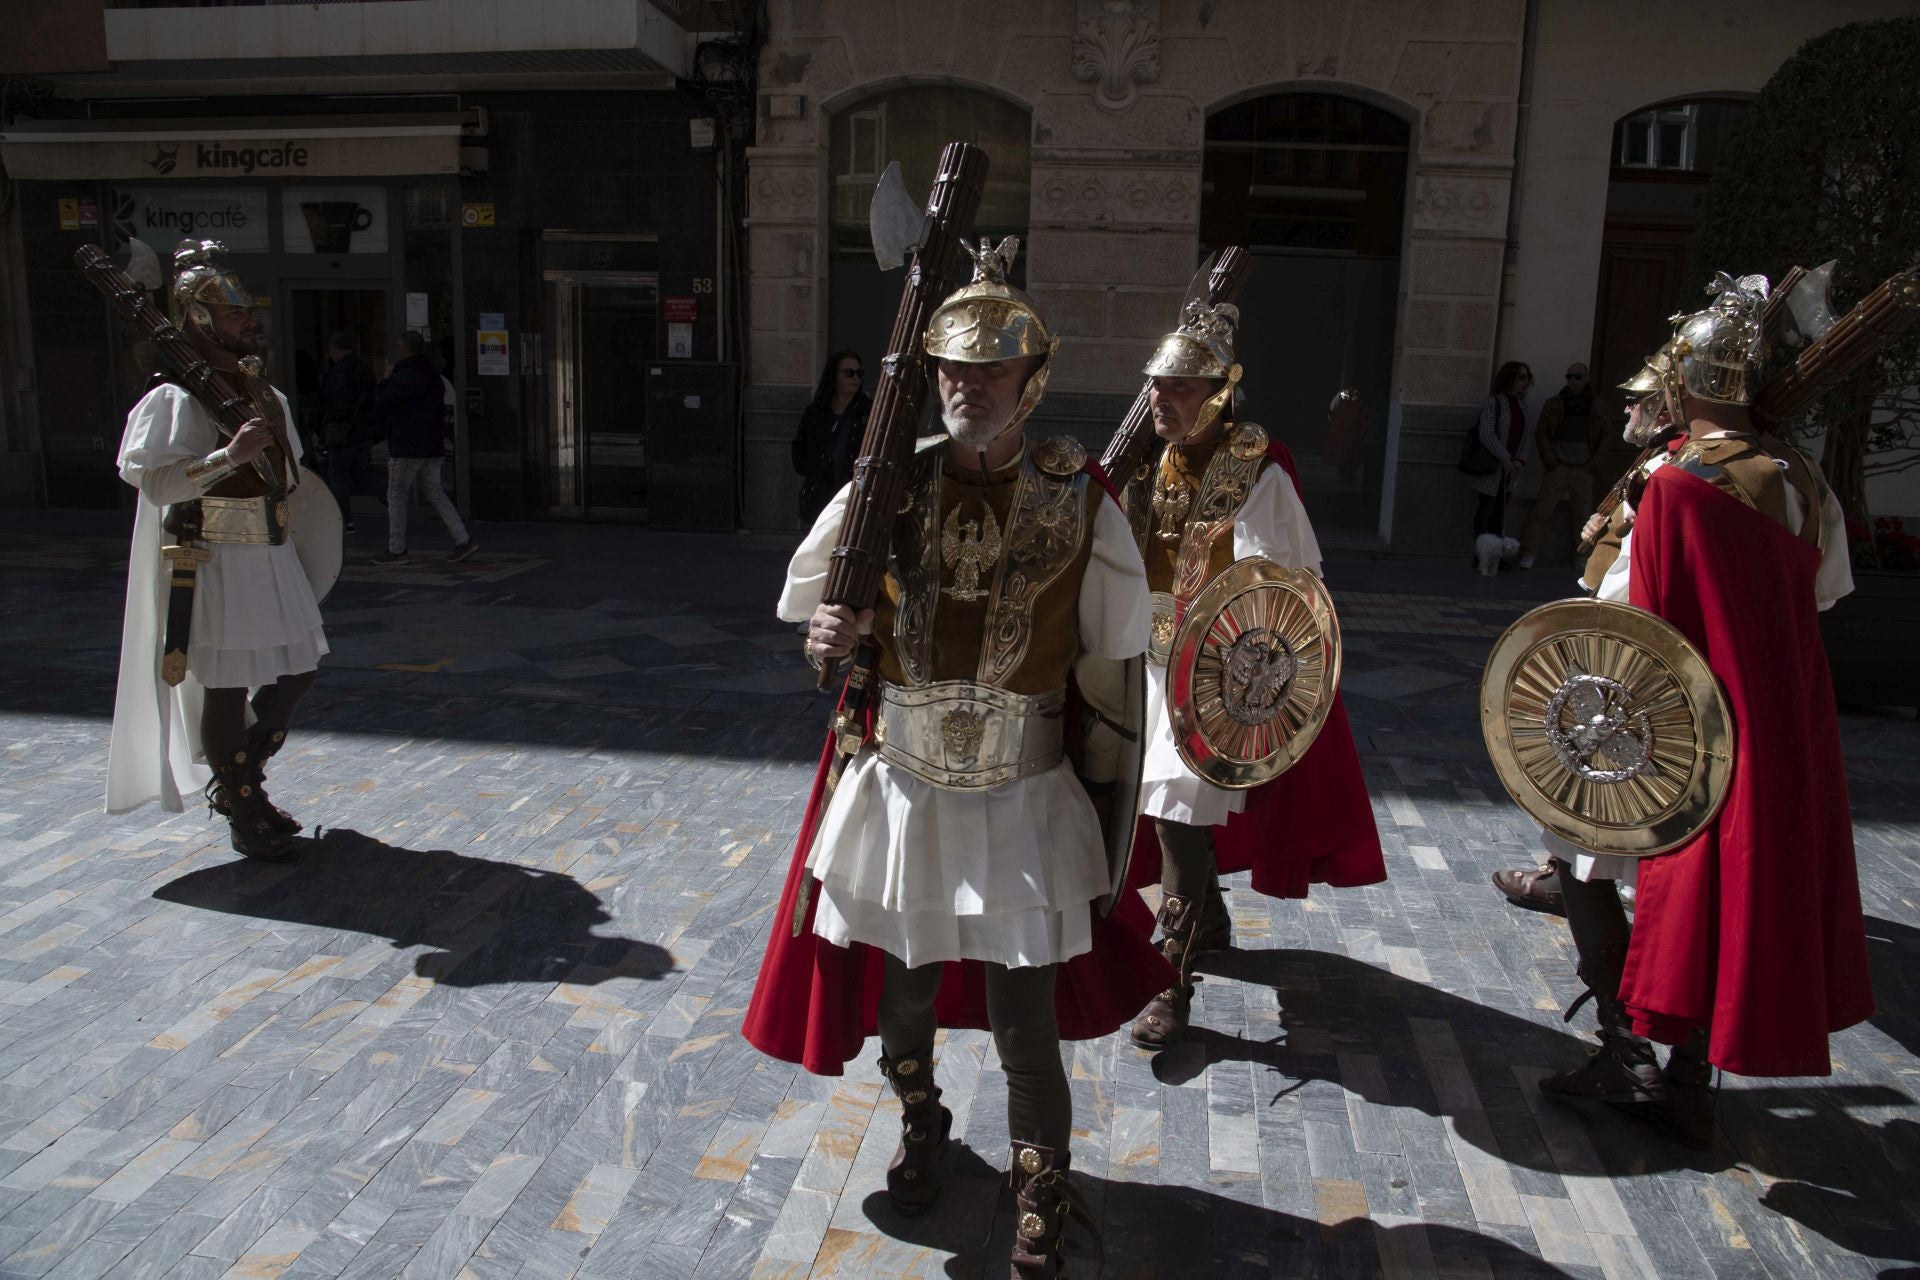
[[281, 185, 388, 254], [300, 201, 373, 253]]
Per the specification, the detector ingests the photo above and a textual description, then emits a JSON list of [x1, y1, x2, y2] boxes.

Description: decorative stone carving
[[1411, 173, 1511, 239], [750, 168, 819, 224], [1072, 0, 1161, 114], [1034, 167, 1195, 227]]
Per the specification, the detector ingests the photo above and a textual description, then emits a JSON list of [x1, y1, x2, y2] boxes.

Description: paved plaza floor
[[0, 510, 1914, 1280]]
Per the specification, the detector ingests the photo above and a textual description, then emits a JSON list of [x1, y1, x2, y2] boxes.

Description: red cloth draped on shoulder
[[1617, 465, 1872, 1076], [1127, 440, 1385, 902], [741, 459, 1174, 1077]]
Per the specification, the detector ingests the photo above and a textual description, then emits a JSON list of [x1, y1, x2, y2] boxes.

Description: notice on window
[[667, 322, 693, 359], [406, 292, 430, 329], [476, 329, 510, 377]]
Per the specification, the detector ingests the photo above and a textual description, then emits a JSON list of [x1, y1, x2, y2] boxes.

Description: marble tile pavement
[[0, 510, 1913, 1280]]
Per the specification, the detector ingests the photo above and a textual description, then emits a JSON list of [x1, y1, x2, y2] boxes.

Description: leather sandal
[[1492, 859, 1565, 916]]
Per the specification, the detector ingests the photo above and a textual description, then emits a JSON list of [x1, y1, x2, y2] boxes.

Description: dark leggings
[[1156, 818, 1213, 900], [1472, 479, 1509, 539], [200, 670, 318, 765], [878, 953, 1069, 1152]]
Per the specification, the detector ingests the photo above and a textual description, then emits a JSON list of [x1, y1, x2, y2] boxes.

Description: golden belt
[[199, 494, 289, 546], [874, 680, 1066, 791], [1147, 591, 1176, 666]]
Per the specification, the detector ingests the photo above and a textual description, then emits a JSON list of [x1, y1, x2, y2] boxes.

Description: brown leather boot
[[1539, 953, 1663, 1104], [205, 752, 297, 862], [1192, 868, 1232, 954], [1008, 1141, 1097, 1279], [876, 1046, 951, 1215], [1130, 894, 1198, 1051], [1654, 1032, 1716, 1151]]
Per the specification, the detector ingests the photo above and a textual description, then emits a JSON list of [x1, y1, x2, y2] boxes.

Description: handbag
[[1457, 417, 1498, 477]]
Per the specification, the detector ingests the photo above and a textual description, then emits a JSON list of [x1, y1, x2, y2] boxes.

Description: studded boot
[[1130, 893, 1199, 1051], [1538, 949, 1664, 1104], [206, 727, 301, 836], [1192, 866, 1232, 955], [205, 752, 296, 862], [1008, 1141, 1097, 1279], [876, 1046, 952, 1214]]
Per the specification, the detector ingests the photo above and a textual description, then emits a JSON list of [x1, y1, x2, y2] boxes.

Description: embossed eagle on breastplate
[[941, 501, 1003, 602]]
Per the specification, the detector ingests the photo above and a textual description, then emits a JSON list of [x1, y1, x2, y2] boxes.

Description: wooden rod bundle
[[74, 244, 267, 448], [815, 142, 989, 687], [1098, 247, 1254, 488]]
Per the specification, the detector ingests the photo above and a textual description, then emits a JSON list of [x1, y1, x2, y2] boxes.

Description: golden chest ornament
[[890, 437, 1089, 687]]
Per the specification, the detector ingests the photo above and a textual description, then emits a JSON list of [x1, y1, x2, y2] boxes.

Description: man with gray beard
[[745, 239, 1168, 1278]]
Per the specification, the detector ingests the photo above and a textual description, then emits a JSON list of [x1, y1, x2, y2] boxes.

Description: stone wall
[[744, 0, 1528, 544]]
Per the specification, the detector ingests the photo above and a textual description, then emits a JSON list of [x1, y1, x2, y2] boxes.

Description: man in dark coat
[[320, 332, 379, 530], [373, 330, 475, 565]]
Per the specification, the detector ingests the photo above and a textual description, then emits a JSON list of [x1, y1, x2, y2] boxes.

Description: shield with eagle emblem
[[1480, 598, 1734, 856], [1167, 557, 1343, 789]]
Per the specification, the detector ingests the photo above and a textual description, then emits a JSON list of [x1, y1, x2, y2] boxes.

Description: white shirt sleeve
[[118, 385, 221, 506], [1232, 464, 1323, 575], [778, 482, 852, 623], [1078, 489, 1152, 660], [1810, 477, 1854, 612]]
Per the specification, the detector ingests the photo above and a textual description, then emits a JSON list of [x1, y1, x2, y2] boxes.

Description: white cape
[[105, 384, 325, 815]]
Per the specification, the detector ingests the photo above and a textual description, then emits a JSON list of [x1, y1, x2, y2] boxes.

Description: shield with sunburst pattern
[[1481, 598, 1733, 856], [1167, 557, 1342, 789]]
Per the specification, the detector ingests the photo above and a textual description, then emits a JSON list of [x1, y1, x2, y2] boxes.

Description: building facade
[[739, 0, 1917, 551], [1, 0, 746, 526]]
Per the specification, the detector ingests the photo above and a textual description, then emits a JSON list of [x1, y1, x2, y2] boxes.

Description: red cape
[[741, 460, 1175, 1076], [1617, 466, 1872, 1076], [1127, 442, 1385, 902]]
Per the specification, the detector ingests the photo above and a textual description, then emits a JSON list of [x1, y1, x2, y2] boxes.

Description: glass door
[[545, 273, 658, 517]]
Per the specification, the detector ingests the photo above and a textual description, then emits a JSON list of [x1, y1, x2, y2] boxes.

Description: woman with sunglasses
[[791, 349, 870, 524]]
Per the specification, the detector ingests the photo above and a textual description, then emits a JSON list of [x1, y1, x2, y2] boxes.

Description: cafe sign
[[0, 119, 462, 181]]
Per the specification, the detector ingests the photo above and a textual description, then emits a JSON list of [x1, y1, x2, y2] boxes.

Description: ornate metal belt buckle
[[1147, 591, 1176, 666]]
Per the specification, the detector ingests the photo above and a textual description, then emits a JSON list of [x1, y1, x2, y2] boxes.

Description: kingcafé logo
[[149, 140, 312, 175]]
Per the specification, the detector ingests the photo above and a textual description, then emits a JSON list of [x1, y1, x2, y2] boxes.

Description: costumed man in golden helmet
[[105, 240, 328, 861], [1493, 273, 1871, 1148], [742, 238, 1169, 1277], [1121, 301, 1384, 1051]]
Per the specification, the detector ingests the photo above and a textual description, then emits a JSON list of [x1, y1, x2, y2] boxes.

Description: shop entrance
[[284, 287, 389, 450], [546, 273, 659, 517]]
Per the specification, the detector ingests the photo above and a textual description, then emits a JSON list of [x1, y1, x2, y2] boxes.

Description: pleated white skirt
[[806, 753, 1111, 969], [187, 541, 329, 688], [1139, 659, 1246, 828]]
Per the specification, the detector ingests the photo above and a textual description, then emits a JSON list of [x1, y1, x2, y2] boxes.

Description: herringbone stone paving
[[0, 510, 1913, 1280]]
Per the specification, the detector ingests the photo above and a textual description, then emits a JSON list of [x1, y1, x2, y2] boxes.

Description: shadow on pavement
[[853, 1146, 1587, 1280], [153, 826, 673, 988]]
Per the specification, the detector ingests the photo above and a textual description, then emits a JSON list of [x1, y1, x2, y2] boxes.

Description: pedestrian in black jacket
[[791, 350, 869, 524], [320, 332, 380, 531], [373, 331, 475, 565]]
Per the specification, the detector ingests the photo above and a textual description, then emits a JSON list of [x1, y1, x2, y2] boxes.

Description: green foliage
[[1689, 17, 1920, 497]]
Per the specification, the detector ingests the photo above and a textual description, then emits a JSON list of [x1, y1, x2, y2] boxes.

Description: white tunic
[[780, 465, 1152, 969], [1140, 464, 1325, 827], [105, 384, 329, 815], [1557, 435, 1853, 884]]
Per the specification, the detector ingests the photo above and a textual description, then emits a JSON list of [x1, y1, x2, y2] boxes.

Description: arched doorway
[[1588, 96, 1749, 487], [827, 85, 1031, 380], [1201, 91, 1411, 537]]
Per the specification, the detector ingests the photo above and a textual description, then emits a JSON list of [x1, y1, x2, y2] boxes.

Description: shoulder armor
[[1032, 435, 1087, 477], [1227, 421, 1268, 461], [1667, 442, 1723, 482]]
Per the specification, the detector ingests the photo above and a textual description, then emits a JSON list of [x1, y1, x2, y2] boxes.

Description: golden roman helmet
[[1618, 271, 1770, 411], [1144, 300, 1244, 442], [924, 236, 1060, 438], [170, 239, 256, 332]]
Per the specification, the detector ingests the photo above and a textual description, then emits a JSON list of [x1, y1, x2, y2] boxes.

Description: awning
[[0, 113, 473, 181]]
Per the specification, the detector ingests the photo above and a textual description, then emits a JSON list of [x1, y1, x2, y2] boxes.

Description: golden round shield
[[1167, 557, 1341, 789], [1480, 598, 1733, 856]]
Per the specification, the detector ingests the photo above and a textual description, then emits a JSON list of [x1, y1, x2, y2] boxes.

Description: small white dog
[[1474, 533, 1519, 576]]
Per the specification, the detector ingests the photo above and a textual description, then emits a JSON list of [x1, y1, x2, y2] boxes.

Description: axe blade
[[869, 161, 927, 272]]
